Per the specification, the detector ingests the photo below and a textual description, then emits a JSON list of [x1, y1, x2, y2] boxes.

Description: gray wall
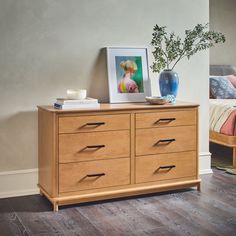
[[0, 0, 209, 172], [210, 0, 236, 65]]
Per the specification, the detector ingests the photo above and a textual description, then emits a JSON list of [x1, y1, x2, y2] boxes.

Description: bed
[[209, 65, 236, 168]]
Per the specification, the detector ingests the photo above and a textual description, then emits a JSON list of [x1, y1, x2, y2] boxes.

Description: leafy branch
[[151, 23, 225, 73]]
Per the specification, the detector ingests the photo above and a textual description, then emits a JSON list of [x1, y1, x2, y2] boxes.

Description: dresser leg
[[197, 182, 201, 191], [53, 202, 59, 212], [233, 147, 236, 168]]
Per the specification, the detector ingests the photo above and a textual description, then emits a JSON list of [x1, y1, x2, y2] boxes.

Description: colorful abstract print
[[115, 56, 144, 94]]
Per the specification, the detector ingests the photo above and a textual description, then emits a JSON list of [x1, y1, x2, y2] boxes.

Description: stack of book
[[54, 97, 100, 110]]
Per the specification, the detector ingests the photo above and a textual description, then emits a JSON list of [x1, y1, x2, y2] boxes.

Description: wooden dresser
[[38, 102, 200, 211]]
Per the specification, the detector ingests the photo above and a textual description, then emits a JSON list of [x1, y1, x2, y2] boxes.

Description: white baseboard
[[0, 152, 213, 198], [199, 152, 213, 175], [0, 168, 39, 199]]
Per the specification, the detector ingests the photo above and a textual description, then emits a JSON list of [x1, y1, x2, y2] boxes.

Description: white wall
[[210, 0, 236, 65], [0, 0, 210, 197]]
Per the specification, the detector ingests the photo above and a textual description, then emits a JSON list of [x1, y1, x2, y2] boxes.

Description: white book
[[56, 97, 98, 105], [54, 103, 100, 110]]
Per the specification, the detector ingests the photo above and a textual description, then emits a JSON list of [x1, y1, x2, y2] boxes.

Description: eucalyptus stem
[[162, 49, 169, 69], [150, 23, 225, 73], [171, 51, 186, 70]]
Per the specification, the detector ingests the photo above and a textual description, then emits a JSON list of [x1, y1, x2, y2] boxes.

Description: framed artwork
[[106, 47, 151, 103]]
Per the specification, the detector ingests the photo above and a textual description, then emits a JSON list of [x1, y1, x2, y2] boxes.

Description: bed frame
[[209, 65, 236, 168], [209, 131, 236, 167]]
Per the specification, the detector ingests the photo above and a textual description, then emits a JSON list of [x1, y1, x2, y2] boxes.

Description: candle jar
[[66, 89, 87, 100]]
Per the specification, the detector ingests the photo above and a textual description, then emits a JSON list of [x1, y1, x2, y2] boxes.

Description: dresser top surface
[[38, 101, 199, 113]]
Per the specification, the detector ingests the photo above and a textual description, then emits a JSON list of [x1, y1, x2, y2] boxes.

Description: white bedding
[[209, 99, 236, 132]]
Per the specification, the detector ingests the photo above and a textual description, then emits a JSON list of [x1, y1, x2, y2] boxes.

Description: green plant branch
[[150, 23, 225, 73], [171, 51, 186, 70], [161, 39, 170, 69], [171, 39, 202, 70]]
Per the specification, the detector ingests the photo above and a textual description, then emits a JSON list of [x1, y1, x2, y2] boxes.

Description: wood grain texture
[[58, 176, 197, 197], [136, 151, 197, 183], [1, 168, 235, 236], [38, 101, 199, 113], [38, 103, 199, 210], [59, 114, 130, 134], [38, 108, 57, 197], [136, 109, 196, 128], [59, 130, 130, 163], [196, 108, 199, 178], [210, 130, 236, 147], [136, 126, 196, 156], [233, 147, 236, 168], [49, 179, 200, 209], [59, 158, 130, 193], [0, 199, 29, 236], [130, 113, 135, 184]]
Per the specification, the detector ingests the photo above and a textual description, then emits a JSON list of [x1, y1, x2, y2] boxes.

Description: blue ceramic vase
[[159, 69, 179, 97]]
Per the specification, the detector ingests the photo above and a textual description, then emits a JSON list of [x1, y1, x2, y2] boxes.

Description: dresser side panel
[[196, 107, 199, 178], [38, 109, 57, 197]]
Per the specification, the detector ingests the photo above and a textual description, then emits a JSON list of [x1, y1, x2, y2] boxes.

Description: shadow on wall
[[0, 111, 38, 171], [88, 48, 109, 103]]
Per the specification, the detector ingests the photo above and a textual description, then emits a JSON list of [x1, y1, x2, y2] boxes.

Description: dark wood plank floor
[[0, 168, 236, 236]]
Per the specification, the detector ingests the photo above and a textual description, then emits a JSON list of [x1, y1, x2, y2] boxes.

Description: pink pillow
[[228, 75, 236, 88]]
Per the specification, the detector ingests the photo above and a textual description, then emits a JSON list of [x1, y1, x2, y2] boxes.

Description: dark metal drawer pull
[[159, 165, 176, 169], [86, 145, 105, 149], [85, 122, 105, 126], [86, 173, 105, 177], [156, 139, 176, 145], [155, 118, 176, 124]]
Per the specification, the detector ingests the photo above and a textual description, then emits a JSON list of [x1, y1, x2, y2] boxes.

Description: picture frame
[[106, 47, 151, 103]]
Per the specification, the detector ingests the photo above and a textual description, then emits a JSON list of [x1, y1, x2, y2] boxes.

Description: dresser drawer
[[136, 126, 196, 156], [136, 151, 196, 183], [59, 158, 130, 193], [59, 114, 130, 133], [136, 110, 196, 129], [59, 130, 130, 163]]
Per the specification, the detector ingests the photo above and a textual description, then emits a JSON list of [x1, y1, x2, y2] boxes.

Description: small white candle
[[77, 89, 87, 100], [67, 89, 87, 100]]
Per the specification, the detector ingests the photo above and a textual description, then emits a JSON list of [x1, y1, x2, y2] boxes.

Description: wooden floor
[[0, 168, 236, 236]]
